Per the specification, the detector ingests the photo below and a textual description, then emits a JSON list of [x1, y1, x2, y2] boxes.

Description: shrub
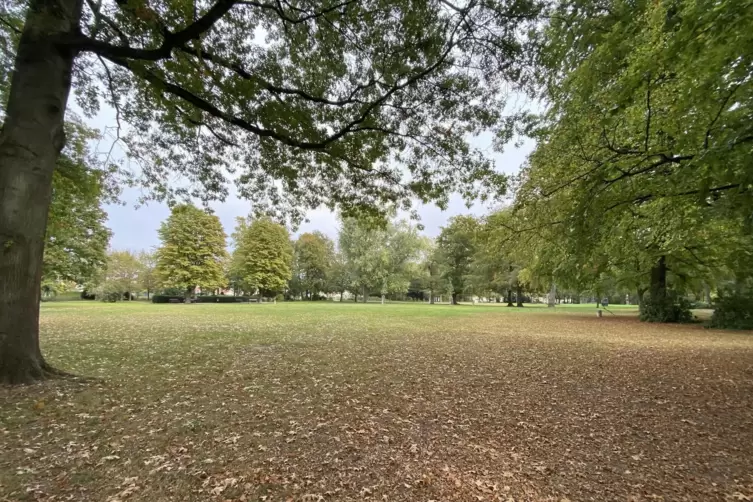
[[99, 291, 121, 303], [80, 290, 96, 300], [639, 290, 692, 323], [709, 288, 753, 330], [152, 295, 185, 303], [275, 294, 285, 302]]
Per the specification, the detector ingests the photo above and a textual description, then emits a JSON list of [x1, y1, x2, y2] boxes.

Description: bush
[[275, 294, 285, 302], [80, 290, 96, 300], [99, 291, 121, 303], [152, 295, 185, 303], [709, 289, 753, 330], [639, 290, 693, 323]]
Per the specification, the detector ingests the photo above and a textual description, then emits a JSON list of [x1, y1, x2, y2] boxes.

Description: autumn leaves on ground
[[1, 303, 752, 502]]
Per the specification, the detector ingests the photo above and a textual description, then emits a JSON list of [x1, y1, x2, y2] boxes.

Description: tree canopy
[[43, 120, 116, 289], [435, 215, 480, 304], [155, 204, 228, 296], [290, 232, 334, 299], [511, 0, 753, 318], [230, 217, 293, 297]]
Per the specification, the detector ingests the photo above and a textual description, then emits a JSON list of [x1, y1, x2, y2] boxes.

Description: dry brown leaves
[[1, 302, 752, 501]]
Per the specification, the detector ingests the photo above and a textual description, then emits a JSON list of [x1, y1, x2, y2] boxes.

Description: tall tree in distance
[[338, 217, 388, 302], [328, 252, 352, 302], [95, 250, 141, 301], [435, 216, 480, 304], [155, 205, 228, 301], [0, 0, 537, 382], [291, 232, 334, 300], [137, 250, 158, 299], [231, 218, 293, 299], [379, 220, 424, 303]]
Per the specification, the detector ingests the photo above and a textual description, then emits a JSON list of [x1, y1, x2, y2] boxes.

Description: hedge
[[195, 296, 252, 303], [152, 295, 253, 303], [152, 295, 185, 303]]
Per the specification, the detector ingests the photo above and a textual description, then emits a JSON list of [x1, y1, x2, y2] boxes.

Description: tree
[[327, 252, 352, 302], [514, 0, 753, 321], [435, 215, 480, 304], [42, 120, 115, 289], [423, 246, 446, 304], [231, 217, 293, 299], [0, 0, 537, 381], [95, 250, 141, 301], [290, 232, 334, 299], [137, 250, 158, 299], [155, 205, 228, 300], [469, 209, 525, 306], [338, 217, 387, 302], [379, 220, 424, 303]]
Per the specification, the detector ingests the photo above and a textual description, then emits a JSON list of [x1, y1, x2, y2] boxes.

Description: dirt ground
[[1, 302, 752, 501]]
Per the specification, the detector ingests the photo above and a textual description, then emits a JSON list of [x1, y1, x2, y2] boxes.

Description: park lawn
[[1, 302, 752, 501]]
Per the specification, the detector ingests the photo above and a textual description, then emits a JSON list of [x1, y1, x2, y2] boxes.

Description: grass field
[[1, 302, 752, 501]]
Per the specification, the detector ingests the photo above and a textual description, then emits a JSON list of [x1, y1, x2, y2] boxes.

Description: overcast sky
[[80, 101, 535, 251]]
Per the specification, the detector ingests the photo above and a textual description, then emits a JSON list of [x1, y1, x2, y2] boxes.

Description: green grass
[[1, 301, 752, 501]]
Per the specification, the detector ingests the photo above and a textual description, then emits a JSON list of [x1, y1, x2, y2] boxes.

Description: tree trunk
[[429, 288, 434, 305], [381, 294, 385, 304], [339, 289, 344, 302], [451, 292, 458, 305], [649, 255, 667, 301], [185, 286, 195, 303], [506, 288, 513, 307], [636, 287, 646, 306], [0, 0, 82, 384], [362, 285, 367, 303], [515, 283, 523, 307], [547, 282, 556, 307]]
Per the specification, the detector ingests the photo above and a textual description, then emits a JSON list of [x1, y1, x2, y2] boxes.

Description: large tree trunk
[[361, 285, 367, 303], [429, 287, 434, 305], [636, 287, 646, 306], [506, 288, 513, 307], [0, 0, 82, 385], [547, 282, 556, 308], [515, 282, 523, 307], [648, 255, 667, 303], [451, 292, 458, 305]]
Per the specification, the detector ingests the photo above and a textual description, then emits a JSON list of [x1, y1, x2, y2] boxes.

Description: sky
[[82, 103, 535, 251]]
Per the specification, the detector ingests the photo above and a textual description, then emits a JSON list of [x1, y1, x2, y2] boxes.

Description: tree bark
[[362, 285, 367, 303], [429, 288, 434, 305], [506, 288, 513, 307], [547, 282, 556, 308], [0, 0, 82, 384], [515, 282, 523, 307], [649, 255, 667, 301], [636, 287, 646, 306], [451, 292, 458, 305]]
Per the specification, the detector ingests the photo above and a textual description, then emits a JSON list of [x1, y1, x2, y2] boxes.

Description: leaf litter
[[1, 302, 752, 501]]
